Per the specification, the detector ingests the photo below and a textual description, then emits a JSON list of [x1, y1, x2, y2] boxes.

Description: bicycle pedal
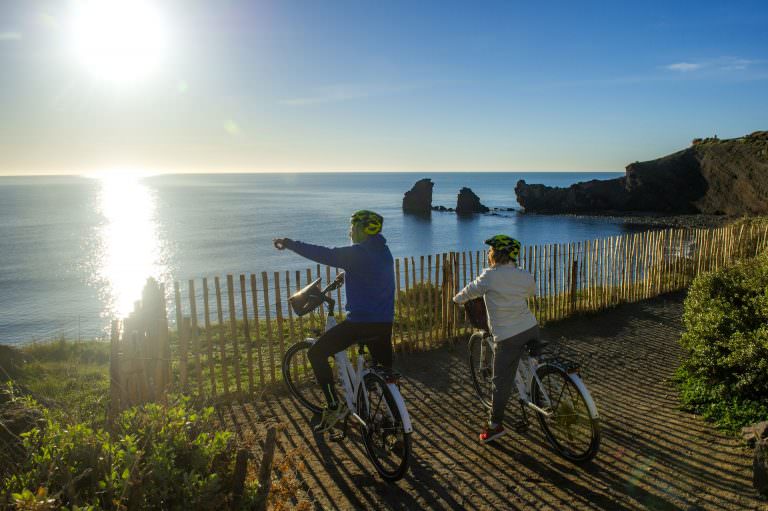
[[329, 418, 349, 442]]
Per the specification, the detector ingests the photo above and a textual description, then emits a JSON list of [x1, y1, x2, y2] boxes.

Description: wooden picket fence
[[110, 222, 768, 405], [109, 278, 171, 416]]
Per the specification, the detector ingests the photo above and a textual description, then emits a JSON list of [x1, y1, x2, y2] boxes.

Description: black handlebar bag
[[288, 278, 324, 316]]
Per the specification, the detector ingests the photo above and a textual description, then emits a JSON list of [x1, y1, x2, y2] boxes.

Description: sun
[[70, 0, 168, 83]]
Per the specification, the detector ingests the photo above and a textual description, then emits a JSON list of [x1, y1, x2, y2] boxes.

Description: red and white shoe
[[479, 423, 506, 443]]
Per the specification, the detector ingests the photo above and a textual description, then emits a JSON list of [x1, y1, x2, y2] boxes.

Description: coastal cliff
[[515, 131, 768, 215]]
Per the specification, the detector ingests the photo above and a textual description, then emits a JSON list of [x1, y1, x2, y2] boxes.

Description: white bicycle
[[282, 273, 413, 481], [465, 299, 601, 462]]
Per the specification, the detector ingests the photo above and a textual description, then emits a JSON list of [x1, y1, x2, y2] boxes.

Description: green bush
[[1, 396, 260, 510], [677, 252, 768, 432]]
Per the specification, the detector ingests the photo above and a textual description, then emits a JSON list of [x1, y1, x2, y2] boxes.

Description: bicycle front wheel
[[531, 364, 600, 463], [282, 340, 325, 414], [468, 332, 494, 410], [357, 372, 411, 481]]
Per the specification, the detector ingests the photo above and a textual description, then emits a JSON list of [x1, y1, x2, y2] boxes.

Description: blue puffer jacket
[[283, 234, 395, 323]]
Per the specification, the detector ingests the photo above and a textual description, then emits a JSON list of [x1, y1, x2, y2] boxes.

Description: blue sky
[[0, 0, 766, 175]]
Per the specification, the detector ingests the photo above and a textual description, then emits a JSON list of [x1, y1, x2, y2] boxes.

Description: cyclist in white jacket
[[453, 235, 539, 443]]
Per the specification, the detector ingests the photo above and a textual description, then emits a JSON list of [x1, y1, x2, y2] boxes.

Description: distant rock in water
[[402, 178, 434, 214], [515, 131, 768, 215], [456, 187, 490, 214]]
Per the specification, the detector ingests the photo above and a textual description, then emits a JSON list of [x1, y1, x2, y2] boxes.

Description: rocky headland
[[515, 131, 768, 215]]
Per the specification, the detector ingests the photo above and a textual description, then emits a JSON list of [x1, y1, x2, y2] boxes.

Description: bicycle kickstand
[[329, 416, 349, 442]]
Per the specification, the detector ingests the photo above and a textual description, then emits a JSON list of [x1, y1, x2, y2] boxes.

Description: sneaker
[[479, 423, 506, 443], [313, 403, 349, 433]]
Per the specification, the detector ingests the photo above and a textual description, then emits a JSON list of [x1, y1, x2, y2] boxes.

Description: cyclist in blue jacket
[[274, 210, 395, 433]]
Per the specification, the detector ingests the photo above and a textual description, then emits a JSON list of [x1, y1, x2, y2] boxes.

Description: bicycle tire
[[468, 332, 494, 410], [357, 372, 411, 481], [282, 340, 325, 414], [531, 364, 601, 463]]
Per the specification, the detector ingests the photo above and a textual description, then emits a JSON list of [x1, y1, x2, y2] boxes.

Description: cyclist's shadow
[[311, 425, 463, 509]]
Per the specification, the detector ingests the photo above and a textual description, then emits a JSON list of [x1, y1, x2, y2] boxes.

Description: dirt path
[[221, 293, 765, 510]]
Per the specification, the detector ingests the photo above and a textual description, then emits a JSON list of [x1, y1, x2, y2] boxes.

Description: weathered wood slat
[[395, 258, 404, 353], [226, 275, 242, 393], [179, 316, 189, 392], [188, 280, 202, 396], [214, 277, 229, 394], [202, 278, 216, 396], [261, 272, 275, 384], [250, 274, 265, 389], [419, 255, 427, 350], [274, 271, 287, 383], [404, 257, 413, 352], [239, 274, 254, 394]]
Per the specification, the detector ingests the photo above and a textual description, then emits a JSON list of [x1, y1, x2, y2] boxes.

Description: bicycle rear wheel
[[468, 332, 494, 409], [531, 364, 600, 463], [357, 372, 411, 481], [282, 340, 326, 414]]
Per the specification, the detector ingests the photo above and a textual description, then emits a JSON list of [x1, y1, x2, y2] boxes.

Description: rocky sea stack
[[456, 187, 490, 214], [515, 131, 768, 215], [402, 178, 434, 214]]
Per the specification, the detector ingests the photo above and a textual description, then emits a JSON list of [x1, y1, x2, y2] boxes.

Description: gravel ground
[[221, 293, 766, 510]]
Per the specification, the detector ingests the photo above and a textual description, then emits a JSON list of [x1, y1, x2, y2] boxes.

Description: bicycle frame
[[478, 336, 599, 420], [320, 315, 413, 434]]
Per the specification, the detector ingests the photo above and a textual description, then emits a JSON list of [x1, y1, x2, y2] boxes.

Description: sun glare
[[94, 172, 167, 319], [70, 0, 168, 83]]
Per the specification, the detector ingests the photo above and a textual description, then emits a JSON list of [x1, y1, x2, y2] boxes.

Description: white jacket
[[453, 264, 537, 342]]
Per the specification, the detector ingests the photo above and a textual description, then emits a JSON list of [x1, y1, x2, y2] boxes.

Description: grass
[[1, 338, 111, 427]]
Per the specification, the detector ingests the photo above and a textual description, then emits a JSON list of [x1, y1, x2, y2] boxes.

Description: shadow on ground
[[220, 293, 762, 510]]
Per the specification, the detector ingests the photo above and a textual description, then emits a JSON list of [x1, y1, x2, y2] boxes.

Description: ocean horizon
[[0, 171, 643, 345]]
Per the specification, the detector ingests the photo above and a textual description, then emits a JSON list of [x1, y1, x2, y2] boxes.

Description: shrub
[[677, 252, 768, 432], [1, 396, 261, 510]]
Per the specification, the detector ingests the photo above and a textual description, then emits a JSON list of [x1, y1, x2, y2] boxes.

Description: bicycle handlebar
[[321, 272, 345, 295]]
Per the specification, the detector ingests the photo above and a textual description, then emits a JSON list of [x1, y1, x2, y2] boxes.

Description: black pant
[[308, 320, 393, 389]]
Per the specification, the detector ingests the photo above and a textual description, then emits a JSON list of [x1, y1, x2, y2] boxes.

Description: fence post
[[274, 271, 286, 383], [188, 280, 202, 397], [203, 278, 217, 397], [404, 257, 412, 352], [240, 274, 254, 395], [570, 260, 578, 314], [226, 275, 242, 393], [394, 258, 404, 353], [215, 277, 230, 395], [250, 274, 265, 390], [109, 320, 121, 419], [262, 272, 276, 384], [180, 316, 189, 393]]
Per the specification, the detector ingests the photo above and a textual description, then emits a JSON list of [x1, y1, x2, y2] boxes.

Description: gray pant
[[490, 326, 540, 425]]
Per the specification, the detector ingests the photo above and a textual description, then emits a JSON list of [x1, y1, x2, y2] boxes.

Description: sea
[[0, 171, 643, 345]]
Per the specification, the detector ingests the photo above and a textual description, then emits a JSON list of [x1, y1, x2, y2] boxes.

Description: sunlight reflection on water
[[94, 173, 168, 319]]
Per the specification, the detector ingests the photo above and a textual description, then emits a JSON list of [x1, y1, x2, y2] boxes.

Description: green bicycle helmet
[[350, 210, 383, 235], [484, 234, 521, 262]]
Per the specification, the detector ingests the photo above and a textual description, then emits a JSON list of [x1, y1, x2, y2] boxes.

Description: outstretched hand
[[273, 238, 291, 250]]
